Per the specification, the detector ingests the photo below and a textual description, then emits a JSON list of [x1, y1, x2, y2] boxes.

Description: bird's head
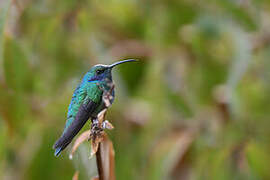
[[84, 59, 137, 83]]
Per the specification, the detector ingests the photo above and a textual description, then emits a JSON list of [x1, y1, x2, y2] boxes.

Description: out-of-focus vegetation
[[0, 0, 270, 179]]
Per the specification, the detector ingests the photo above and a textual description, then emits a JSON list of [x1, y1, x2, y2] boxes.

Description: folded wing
[[53, 99, 98, 156]]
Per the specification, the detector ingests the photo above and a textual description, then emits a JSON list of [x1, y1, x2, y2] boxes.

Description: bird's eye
[[96, 69, 105, 75]]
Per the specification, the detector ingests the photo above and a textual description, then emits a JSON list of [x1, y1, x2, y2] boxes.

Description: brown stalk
[[96, 145, 104, 180]]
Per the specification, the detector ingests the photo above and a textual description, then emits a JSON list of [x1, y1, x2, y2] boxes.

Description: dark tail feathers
[[54, 147, 62, 156], [53, 99, 97, 157], [53, 114, 91, 156]]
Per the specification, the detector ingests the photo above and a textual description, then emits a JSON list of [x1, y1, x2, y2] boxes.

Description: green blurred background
[[1, 0, 270, 179]]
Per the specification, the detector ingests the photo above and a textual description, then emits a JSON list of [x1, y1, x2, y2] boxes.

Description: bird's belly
[[91, 101, 107, 118], [91, 89, 115, 118]]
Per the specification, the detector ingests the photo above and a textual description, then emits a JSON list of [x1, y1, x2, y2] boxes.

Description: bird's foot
[[89, 118, 114, 141]]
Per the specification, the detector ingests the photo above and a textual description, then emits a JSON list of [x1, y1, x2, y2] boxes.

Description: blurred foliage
[[0, 0, 270, 179]]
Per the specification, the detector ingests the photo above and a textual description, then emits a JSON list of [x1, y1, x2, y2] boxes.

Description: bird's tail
[[53, 99, 97, 157], [53, 115, 90, 157], [53, 132, 75, 157], [53, 130, 76, 157], [54, 147, 62, 156]]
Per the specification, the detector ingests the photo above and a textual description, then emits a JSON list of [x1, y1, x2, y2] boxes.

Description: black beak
[[109, 59, 137, 68]]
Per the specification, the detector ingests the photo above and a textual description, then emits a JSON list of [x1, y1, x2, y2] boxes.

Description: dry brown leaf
[[91, 141, 99, 157], [72, 171, 79, 180], [91, 132, 105, 157], [98, 109, 107, 124], [69, 130, 91, 159], [103, 96, 111, 108]]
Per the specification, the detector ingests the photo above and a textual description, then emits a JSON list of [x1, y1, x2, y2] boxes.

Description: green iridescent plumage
[[53, 59, 136, 156]]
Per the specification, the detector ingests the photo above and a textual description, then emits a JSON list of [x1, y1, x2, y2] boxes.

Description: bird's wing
[[53, 98, 99, 156], [64, 84, 88, 132], [53, 84, 103, 156]]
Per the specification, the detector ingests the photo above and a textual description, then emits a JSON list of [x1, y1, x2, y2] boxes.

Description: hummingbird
[[53, 59, 137, 156]]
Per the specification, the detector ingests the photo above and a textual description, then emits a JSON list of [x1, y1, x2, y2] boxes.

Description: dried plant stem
[[96, 145, 104, 180], [94, 134, 115, 180]]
